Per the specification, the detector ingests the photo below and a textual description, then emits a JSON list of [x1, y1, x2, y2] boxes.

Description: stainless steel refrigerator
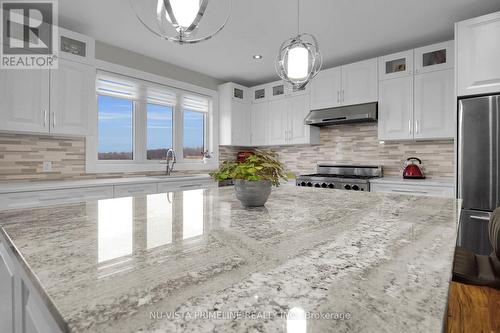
[[458, 94, 500, 255]]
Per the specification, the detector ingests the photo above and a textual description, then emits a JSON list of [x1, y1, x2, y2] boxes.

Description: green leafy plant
[[210, 150, 287, 186]]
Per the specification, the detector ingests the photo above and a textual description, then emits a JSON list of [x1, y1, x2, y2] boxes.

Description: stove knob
[[314, 183, 321, 188], [352, 185, 360, 191], [300, 182, 306, 187], [321, 183, 328, 188], [306, 182, 313, 187], [328, 184, 335, 189], [344, 184, 351, 190]]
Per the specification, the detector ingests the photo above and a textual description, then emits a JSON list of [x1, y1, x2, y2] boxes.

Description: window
[[91, 70, 214, 172], [98, 95, 134, 160], [183, 110, 205, 159], [147, 103, 173, 160]]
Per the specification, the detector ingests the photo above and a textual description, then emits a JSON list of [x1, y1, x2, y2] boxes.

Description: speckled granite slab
[[0, 186, 461, 333]]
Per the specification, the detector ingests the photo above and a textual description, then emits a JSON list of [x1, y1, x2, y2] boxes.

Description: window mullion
[[135, 100, 147, 163], [174, 101, 184, 163]]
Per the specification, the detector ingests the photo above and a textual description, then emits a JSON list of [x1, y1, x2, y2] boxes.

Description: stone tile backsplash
[[220, 123, 455, 179], [0, 122, 454, 181]]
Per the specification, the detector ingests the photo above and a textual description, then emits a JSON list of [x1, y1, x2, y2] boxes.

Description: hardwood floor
[[446, 281, 500, 333]]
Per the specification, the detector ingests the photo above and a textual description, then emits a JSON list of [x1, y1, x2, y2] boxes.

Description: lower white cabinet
[[370, 181, 454, 198], [113, 183, 158, 198], [0, 240, 63, 333], [157, 179, 216, 193], [0, 186, 114, 210]]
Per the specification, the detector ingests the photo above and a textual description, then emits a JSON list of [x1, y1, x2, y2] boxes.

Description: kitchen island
[[0, 186, 461, 333]]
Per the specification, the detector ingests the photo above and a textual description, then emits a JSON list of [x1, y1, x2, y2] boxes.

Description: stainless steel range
[[296, 164, 383, 192]]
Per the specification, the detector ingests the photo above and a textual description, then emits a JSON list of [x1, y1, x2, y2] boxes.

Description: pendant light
[[276, 0, 322, 89], [131, 0, 232, 45]]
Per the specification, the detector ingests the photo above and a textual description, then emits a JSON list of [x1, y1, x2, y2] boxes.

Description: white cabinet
[[310, 66, 342, 110], [379, 50, 414, 80], [0, 28, 95, 137], [50, 59, 95, 136], [114, 183, 158, 198], [251, 102, 268, 146], [0, 242, 16, 333], [341, 58, 378, 105], [370, 182, 454, 198], [414, 69, 454, 139], [456, 11, 500, 96], [378, 76, 414, 140], [268, 99, 288, 145], [378, 42, 455, 141], [218, 82, 252, 146], [268, 95, 319, 146], [0, 70, 50, 133], [310, 59, 378, 110]]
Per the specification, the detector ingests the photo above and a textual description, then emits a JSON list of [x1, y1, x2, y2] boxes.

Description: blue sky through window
[[147, 104, 173, 160], [183, 110, 204, 159], [98, 95, 133, 159]]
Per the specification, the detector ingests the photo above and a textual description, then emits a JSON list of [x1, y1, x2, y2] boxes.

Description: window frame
[[86, 61, 219, 173]]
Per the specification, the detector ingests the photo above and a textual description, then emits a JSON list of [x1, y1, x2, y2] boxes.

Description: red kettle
[[402, 157, 425, 179]]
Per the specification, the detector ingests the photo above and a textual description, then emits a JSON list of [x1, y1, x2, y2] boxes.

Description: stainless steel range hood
[[304, 102, 378, 126]]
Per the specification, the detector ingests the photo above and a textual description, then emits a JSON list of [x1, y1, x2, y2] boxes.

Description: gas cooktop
[[296, 164, 383, 192]]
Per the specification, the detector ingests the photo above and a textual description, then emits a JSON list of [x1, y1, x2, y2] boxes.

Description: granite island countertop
[[0, 186, 461, 333]]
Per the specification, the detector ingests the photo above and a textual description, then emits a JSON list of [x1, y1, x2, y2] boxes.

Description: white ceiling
[[59, 0, 500, 87]]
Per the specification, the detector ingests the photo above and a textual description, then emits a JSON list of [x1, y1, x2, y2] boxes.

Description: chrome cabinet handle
[[415, 120, 419, 134], [470, 215, 490, 221], [391, 189, 428, 194], [43, 110, 47, 127], [52, 111, 56, 127], [409, 120, 412, 134]]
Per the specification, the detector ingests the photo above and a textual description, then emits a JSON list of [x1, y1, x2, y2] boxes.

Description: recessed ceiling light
[[253, 54, 263, 60]]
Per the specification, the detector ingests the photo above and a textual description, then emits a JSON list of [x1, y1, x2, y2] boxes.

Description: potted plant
[[210, 150, 287, 207]]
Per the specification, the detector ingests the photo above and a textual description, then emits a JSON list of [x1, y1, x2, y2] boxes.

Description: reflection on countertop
[[0, 186, 461, 333]]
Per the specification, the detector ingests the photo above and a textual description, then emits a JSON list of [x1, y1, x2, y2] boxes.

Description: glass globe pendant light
[[276, 0, 322, 89], [131, 0, 232, 45]]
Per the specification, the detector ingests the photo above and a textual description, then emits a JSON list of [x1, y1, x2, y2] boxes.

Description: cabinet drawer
[[0, 186, 114, 210], [113, 183, 157, 198], [371, 183, 454, 198], [157, 180, 216, 193]]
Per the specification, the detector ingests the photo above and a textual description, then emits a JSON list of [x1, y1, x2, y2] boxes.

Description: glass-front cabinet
[[378, 50, 414, 80], [58, 28, 95, 65], [414, 40, 454, 74]]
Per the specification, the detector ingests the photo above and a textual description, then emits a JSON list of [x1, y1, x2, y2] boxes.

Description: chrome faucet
[[165, 149, 176, 176]]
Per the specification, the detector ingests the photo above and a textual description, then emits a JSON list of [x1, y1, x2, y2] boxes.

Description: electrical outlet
[[42, 161, 52, 172]]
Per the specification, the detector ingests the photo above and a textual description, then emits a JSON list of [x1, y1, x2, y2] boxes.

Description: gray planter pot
[[234, 180, 272, 207]]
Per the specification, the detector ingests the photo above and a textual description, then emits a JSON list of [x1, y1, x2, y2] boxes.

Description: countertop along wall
[[220, 123, 455, 179]]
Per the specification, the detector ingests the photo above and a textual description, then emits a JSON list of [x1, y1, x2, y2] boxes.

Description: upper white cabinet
[[414, 41, 454, 74], [378, 76, 414, 140], [0, 28, 95, 137], [310, 59, 377, 110], [379, 50, 414, 80], [378, 41, 455, 141], [414, 69, 454, 139], [0, 70, 50, 133], [456, 11, 500, 96], [218, 82, 252, 146], [50, 59, 95, 136], [310, 66, 342, 110], [341, 58, 378, 105], [251, 102, 268, 146], [268, 99, 288, 145]]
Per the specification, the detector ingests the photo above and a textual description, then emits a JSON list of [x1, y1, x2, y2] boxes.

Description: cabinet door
[[231, 101, 251, 146], [268, 99, 288, 145], [251, 102, 269, 146], [378, 76, 414, 140], [379, 50, 413, 80], [414, 69, 454, 139], [457, 12, 500, 96], [414, 41, 454, 74], [0, 242, 16, 333], [50, 59, 94, 136], [0, 69, 49, 133], [341, 58, 378, 105], [310, 66, 342, 110], [288, 94, 310, 144]]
